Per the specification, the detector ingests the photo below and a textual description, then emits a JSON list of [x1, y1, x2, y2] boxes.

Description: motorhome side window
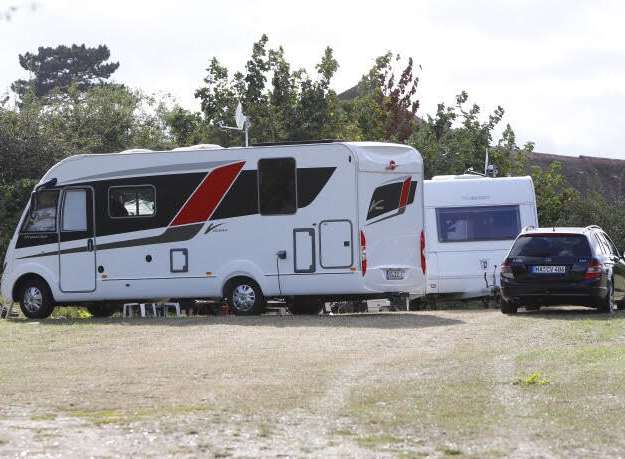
[[21, 190, 60, 233], [258, 158, 296, 215], [109, 186, 156, 218], [436, 205, 521, 242]]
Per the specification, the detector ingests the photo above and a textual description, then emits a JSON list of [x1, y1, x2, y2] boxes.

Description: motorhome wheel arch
[[0, 141, 427, 317], [424, 175, 538, 300]]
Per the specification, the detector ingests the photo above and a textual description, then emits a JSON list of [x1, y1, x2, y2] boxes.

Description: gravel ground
[[2, 308, 625, 458]]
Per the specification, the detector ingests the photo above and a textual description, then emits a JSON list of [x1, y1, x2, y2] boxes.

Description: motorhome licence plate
[[386, 269, 405, 280], [531, 265, 566, 274]]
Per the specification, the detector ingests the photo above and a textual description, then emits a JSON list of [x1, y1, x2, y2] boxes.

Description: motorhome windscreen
[[436, 205, 521, 242], [21, 190, 60, 233], [509, 234, 591, 258]]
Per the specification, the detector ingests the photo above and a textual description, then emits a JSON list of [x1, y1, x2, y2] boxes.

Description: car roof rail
[[584, 225, 602, 232], [521, 225, 536, 232]]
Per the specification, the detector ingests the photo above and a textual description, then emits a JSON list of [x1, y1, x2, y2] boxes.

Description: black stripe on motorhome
[[366, 181, 418, 225], [210, 167, 335, 220], [17, 224, 204, 259], [16, 167, 336, 253]]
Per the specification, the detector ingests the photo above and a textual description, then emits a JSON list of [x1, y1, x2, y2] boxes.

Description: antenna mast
[[216, 103, 251, 147]]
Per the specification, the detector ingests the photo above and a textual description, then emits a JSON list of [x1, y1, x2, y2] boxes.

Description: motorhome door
[[58, 188, 96, 292], [319, 220, 354, 269]]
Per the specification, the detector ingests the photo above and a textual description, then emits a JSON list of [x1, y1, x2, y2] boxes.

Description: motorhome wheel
[[18, 278, 54, 319], [226, 279, 265, 315]]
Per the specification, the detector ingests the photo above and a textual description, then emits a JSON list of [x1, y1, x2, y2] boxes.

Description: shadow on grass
[[515, 306, 625, 321], [15, 312, 465, 330]]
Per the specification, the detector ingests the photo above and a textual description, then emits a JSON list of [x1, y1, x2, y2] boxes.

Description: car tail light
[[501, 259, 514, 279], [420, 230, 426, 274], [584, 258, 602, 280], [360, 230, 367, 276]]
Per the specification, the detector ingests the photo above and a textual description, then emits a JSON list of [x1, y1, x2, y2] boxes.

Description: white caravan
[[424, 175, 538, 300], [1, 141, 426, 318]]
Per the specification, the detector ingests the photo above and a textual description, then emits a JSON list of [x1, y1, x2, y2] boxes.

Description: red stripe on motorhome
[[170, 161, 245, 227], [399, 177, 412, 208]]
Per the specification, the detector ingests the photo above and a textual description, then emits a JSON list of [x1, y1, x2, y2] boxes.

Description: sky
[[2, 0, 625, 159]]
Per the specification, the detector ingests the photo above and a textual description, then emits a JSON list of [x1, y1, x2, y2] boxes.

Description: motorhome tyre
[[225, 277, 265, 315], [18, 276, 54, 319]]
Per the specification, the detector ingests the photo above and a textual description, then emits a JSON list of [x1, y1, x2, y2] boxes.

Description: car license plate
[[531, 265, 566, 274], [386, 269, 405, 280]]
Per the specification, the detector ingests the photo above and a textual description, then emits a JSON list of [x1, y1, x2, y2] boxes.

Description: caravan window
[[109, 186, 156, 218], [258, 158, 296, 215], [21, 190, 60, 233], [436, 205, 521, 243]]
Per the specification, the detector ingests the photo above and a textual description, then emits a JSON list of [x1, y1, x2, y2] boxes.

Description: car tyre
[[288, 297, 324, 315], [500, 299, 518, 315], [18, 277, 54, 319], [599, 280, 615, 314], [225, 278, 265, 315]]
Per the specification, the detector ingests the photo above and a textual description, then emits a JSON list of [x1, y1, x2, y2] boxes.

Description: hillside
[[529, 152, 625, 202]]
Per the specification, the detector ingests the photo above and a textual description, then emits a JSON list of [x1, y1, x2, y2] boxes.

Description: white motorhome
[[1, 141, 426, 318], [424, 175, 538, 300]]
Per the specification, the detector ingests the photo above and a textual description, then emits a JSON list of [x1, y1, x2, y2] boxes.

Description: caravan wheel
[[225, 278, 266, 315], [18, 277, 54, 320]]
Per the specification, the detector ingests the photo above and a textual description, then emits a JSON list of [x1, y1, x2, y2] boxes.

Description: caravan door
[[58, 188, 96, 292]]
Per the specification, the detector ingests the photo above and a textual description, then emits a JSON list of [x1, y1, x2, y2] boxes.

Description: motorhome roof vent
[[118, 148, 154, 154], [172, 144, 223, 151], [431, 174, 485, 181]]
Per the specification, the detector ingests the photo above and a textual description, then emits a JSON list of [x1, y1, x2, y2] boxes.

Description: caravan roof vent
[[118, 148, 154, 154], [172, 144, 223, 151]]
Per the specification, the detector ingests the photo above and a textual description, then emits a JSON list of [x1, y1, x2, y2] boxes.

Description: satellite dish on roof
[[216, 102, 251, 147], [235, 103, 247, 130]]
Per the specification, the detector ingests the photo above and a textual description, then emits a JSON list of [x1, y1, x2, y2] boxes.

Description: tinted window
[[436, 205, 521, 242], [258, 158, 296, 215], [109, 186, 155, 217], [510, 235, 591, 258], [21, 190, 59, 233]]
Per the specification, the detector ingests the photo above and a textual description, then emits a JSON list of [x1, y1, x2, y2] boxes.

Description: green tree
[[11, 44, 120, 100], [194, 35, 341, 144], [345, 52, 420, 142]]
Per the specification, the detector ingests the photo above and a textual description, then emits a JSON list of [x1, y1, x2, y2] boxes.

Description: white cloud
[[1, 0, 625, 159]]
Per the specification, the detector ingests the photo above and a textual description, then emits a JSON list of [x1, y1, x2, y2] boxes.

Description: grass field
[[1, 308, 625, 457]]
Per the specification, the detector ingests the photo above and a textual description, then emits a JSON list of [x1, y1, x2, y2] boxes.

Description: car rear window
[[509, 234, 591, 258]]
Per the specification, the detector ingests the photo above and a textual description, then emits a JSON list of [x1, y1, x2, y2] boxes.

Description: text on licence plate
[[386, 269, 405, 280], [532, 265, 566, 274]]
